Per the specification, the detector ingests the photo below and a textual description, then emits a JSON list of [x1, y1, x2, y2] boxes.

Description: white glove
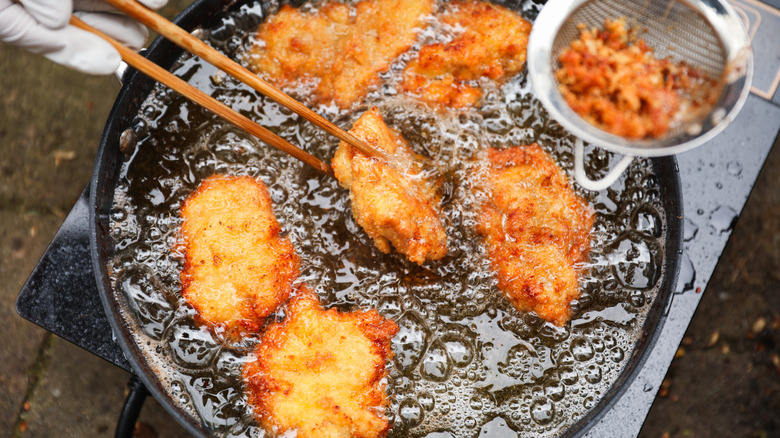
[[0, 0, 168, 74]]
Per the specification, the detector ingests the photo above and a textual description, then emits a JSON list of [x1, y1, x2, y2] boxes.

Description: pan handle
[[573, 138, 634, 191], [115, 374, 149, 438]]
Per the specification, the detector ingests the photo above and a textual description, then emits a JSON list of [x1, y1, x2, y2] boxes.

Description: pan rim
[[89, 1, 684, 436]]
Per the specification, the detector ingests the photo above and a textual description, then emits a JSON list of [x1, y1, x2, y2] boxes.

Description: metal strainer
[[527, 0, 753, 190]]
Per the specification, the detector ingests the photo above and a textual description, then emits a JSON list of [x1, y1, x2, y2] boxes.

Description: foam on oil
[[109, 1, 672, 436]]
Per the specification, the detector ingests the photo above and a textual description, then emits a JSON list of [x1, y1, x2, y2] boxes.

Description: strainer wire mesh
[[546, 0, 730, 142]]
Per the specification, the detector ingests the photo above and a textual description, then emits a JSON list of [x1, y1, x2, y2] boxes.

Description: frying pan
[[90, 0, 683, 436]]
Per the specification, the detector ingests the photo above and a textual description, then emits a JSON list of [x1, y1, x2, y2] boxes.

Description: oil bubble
[[631, 204, 662, 237], [378, 296, 404, 318], [169, 380, 190, 405], [559, 367, 579, 385], [393, 311, 429, 374], [479, 416, 517, 437], [590, 337, 605, 352], [629, 289, 646, 307], [607, 233, 660, 290], [116, 268, 174, 340], [530, 398, 555, 425], [545, 379, 565, 401], [400, 398, 424, 428], [585, 364, 602, 384], [570, 337, 595, 361], [442, 337, 474, 367], [610, 347, 625, 362], [421, 339, 453, 382], [165, 322, 219, 369], [583, 396, 595, 409], [419, 392, 435, 411]]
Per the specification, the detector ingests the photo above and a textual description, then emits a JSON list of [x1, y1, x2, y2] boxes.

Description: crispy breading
[[250, 0, 434, 108], [243, 288, 398, 438], [331, 107, 447, 264], [476, 145, 594, 326], [401, 0, 532, 108], [180, 175, 298, 334], [556, 18, 718, 139]]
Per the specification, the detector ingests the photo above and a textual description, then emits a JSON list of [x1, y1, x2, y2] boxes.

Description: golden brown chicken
[[331, 107, 447, 264], [179, 175, 299, 334], [401, 0, 532, 108], [250, 0, 434, 108], [243, 287, 398, 438], [476, 145, 594, 326]]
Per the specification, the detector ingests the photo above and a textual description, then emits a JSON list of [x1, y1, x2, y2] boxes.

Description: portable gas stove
[[16, 0, 780, 435]]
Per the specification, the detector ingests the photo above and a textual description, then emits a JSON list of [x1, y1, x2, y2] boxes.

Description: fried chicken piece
[[180, 175, 298, 334], [243, 288, 398, 438], [401, 0, 532, 108], [556, 18, 718, 139], [332, 107, 447, 264], [250, 0, 434, 108], [476, 145, 594, 326]]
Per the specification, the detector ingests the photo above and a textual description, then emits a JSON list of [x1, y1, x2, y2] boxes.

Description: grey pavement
[[1, 6, 778, 438], [1, 3, 191, 437]]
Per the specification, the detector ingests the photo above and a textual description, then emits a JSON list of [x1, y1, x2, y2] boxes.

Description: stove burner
[[16, 187, 130, 372]]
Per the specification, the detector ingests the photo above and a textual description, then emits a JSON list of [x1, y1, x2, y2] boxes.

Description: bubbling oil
[[109, 1, 671, 436]]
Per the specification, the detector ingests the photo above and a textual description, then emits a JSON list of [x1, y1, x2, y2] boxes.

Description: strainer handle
[[574, 139, 634, 191]]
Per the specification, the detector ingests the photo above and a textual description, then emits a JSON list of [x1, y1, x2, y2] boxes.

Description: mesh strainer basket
[[527, 0, 753, 190]]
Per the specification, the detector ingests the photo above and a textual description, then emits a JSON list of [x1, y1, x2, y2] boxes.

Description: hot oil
[[109, 0, 671, 436]]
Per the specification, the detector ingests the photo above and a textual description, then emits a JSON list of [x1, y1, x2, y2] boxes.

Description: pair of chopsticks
[[73, 0, 388, 176]]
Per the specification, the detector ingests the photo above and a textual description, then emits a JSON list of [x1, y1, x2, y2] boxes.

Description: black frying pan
[[89, 0, 683, 436]]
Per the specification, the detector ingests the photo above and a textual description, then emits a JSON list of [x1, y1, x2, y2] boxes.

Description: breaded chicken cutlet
[[401, 0, 532, 108], [243, 288, 398, 438], [180, 175, 298, 334], [250, 0, 434, 108], [476, 145, 594, 326], [332, 107, 447, 264]]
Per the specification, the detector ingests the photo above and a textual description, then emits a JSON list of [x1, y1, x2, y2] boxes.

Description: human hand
[[0, 0, 168, 74]]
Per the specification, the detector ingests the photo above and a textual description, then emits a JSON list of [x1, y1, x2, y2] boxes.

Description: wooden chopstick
[[104, 0, 389, 161], [70, 16, 334, 177]]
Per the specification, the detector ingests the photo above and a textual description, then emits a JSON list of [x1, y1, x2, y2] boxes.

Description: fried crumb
[[555, 18, 718, 139]]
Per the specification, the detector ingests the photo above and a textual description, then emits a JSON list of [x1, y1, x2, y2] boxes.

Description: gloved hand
[[0, 0, 168, 74]]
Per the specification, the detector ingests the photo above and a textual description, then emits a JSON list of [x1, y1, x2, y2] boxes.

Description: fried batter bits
[[556, 18, 718, 139]]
